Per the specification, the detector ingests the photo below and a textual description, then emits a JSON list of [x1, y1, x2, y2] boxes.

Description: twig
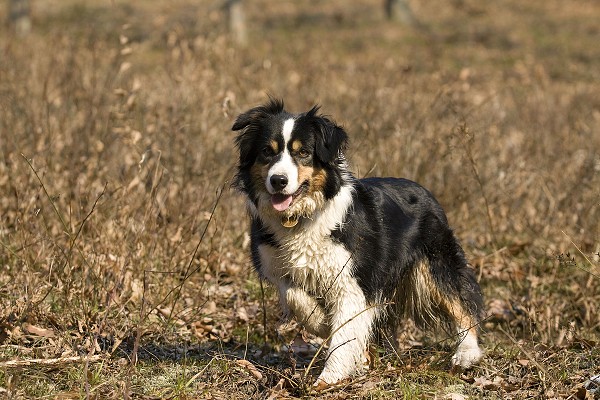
[[185, 358, 214, 388], [499, 326, 548, 379], [70, 183, 107, 252], [131, 269, 148, 366], [160, 183, 225, 321], [0, 355, 103, 368], [21, 154, 70, 235], [561, 230, 600, 279], [457, 123, 497, 247]]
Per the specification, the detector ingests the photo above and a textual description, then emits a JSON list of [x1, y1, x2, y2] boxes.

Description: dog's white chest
[[283, 233, 351, 293], [259, 232, 351, 296], [257, 184, 356, 296]]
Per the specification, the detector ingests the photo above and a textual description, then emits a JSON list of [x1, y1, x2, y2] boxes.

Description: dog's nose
[[270, 174, 288, 191]]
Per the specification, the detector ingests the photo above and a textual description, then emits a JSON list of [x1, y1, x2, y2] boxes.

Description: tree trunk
[[225, 0, 247, 46], [384, 0, 417, 26], [8, 0, 32, 37]]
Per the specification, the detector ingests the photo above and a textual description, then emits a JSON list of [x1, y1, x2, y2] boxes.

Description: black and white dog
[[232, 99, 483, 386]]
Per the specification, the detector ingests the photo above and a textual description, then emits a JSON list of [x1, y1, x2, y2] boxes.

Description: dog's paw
[[313, 375, 350, 391], [451, 344, 483, 369], [313, 379, 330, 391], [313, 370, 346, 390], [276, 319, 298, 335], [276, 319, 298, 343]]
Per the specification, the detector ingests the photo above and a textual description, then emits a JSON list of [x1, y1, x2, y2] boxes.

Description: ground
[[0, 0, 599, 398]]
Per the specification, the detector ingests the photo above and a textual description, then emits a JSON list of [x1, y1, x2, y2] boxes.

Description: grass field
[[1, 0, 599, 398]]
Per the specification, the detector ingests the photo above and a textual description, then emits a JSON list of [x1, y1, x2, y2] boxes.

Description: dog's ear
[[232, 109, 259, 168], [232, 98, 285, 131], [231, 109, 257, 132], [307, 106, 348, 164], [233, 99, 285, 167]]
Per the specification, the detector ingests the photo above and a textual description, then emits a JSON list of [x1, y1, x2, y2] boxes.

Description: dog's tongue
[[271, 194, 293, 211]]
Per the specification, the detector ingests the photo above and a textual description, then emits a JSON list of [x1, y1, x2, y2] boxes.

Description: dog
[[232, 99, 484, 386]]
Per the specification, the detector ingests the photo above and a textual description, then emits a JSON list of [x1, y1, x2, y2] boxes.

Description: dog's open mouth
[[270, 182, 308, 212]]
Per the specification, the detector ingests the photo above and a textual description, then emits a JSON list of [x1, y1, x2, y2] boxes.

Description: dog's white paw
[[313, 367, 351, 390], [451, 344, 483, 368], [313, 378, 331, 391], [313, 374, 345, 391]]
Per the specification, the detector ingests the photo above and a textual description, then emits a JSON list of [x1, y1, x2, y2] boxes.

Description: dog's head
[[233, 98, 348, 227]]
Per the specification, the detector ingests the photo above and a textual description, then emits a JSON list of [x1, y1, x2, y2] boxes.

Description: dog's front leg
[[315, 285, 376, 386], [283, 286, 330, 338]]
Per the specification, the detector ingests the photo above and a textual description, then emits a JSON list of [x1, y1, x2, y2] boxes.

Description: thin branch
[[561, 230, 600, 279], [0, 355, 103, 368], [457, 123, 497, 247], [70, 183, 107, 251], [21, 154, 70, 236], [499, 326, 548, 379], [166, 184, 225, 320]]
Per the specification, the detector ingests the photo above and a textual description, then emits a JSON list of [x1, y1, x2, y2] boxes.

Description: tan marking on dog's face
[[291, 140, 303, 152], [281, 165, 327, 220], [270, 140, 279, 154], [297, 165, 329, 198], [297, 165, 314, 187], [297, 165, 328, 192], [308, 167, 328, 195]]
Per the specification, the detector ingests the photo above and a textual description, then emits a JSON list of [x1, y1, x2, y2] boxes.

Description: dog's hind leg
[[450, 314, 482, 368], [447, 265, 484, 368], [407, 260, 483, 368]]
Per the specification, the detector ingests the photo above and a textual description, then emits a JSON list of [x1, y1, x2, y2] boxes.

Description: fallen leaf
[[236, 306, 249, 322], [569, 337, 597, 350], [473, 376, 503, 390], [361, 379, 378, 391], [266, 378, 289, 400], [236, 359, 263, 379], [157, 307, 172, 318], [273, 378, 286, 390], [445, 393, 467, 400], [314, 380, 329, 391], [23, 323, 55, 338], [169, 227, 182, 242]]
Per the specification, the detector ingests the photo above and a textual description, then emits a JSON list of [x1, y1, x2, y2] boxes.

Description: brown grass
[[1, 0, 599, 398]]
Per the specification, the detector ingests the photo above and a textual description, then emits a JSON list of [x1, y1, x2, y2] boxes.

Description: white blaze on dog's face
[[233, 99, 349, 228], [266, 118, 299, 211]]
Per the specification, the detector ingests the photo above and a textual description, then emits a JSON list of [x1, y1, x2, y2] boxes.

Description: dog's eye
[[298, 149, 310, 158], [262, 147, 275, 158]]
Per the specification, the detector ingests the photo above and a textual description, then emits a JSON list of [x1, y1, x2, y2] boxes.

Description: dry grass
[[0, 0, 599, 398]]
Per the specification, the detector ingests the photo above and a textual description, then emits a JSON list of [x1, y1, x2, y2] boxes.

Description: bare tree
[[8, 0, 32, 37], [224, 0, 247, 46], [223, 0, 418, 45], [384, 0, 417, 25]]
